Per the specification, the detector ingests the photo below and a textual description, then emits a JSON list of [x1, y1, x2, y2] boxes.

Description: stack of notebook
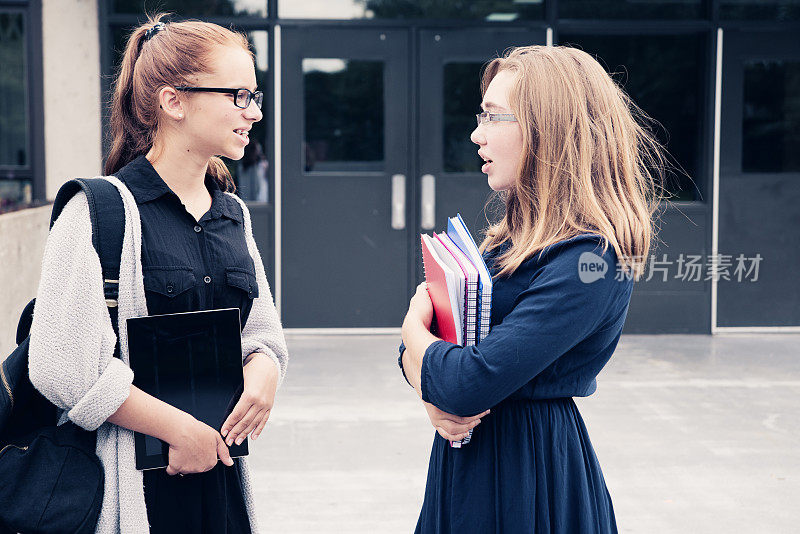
[[420, 214, 493, 447]]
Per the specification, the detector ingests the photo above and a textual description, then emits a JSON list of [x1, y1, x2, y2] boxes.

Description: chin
[[488, 174, 514, 192], [221, 148, 246, 161]]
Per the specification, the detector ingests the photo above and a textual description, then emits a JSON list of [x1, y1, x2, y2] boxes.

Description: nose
[[244, 98, 263, 122], [470, 124, 486, 146]]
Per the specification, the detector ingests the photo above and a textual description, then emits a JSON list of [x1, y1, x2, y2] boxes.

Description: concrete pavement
[[246, 333, 800, 533]]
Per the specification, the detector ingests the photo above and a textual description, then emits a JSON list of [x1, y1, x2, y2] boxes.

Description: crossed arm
[[401, 283, 488, 441]]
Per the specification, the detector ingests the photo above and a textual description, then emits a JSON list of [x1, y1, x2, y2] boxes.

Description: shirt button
[[204, 276, 212, 284], [166, 284, 174, 293], [194, 225, 202, 233]]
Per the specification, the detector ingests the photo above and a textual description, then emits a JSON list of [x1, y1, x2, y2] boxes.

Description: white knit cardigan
[[28, 176, 289, 533]]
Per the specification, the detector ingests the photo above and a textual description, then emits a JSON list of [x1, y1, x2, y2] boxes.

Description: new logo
[[578, 252, 608, 284]]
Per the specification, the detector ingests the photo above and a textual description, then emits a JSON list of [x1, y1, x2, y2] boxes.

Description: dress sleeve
[[420, 239, 629, 417], [28, 192, 134, 431], [230, 195, 289, 387]]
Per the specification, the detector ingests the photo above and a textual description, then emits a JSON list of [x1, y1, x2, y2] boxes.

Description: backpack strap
[[51, 178, 125, 358]]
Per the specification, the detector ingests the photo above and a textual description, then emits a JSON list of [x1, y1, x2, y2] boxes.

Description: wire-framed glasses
[[476, 111, 517, 126], [174, 86, 263, 109]]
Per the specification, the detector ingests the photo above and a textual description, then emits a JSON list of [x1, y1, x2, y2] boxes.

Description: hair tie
[[143, 22, 166, 43]]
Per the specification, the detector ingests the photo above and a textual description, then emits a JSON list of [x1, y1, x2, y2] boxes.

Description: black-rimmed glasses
[[174, 86, 263, 109]]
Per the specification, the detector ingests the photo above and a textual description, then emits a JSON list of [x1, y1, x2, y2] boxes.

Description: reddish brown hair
[[103, 12, 254, 191]]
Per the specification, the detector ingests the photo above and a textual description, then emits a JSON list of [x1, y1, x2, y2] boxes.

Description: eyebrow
[[228, 83, 258, 91], [481, 101, 509, 112]]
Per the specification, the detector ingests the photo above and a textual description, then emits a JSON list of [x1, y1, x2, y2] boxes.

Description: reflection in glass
[[234, 31, 270, 202], [0, 11, 30, 213], [303, 59, 384, 172], [0, 12, 27, 168], [444, 62, 483, 173], [559, 0, 703, 19], [0, 180, 32, 214], [721, 0, 800, 20], [112, 0, 267, 17], [280, 0, 543, 20], [560, 34, 707, 201], [743, 60, 800, 173]]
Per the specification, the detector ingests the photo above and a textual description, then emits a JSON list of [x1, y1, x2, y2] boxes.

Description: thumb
[[217, 435, 234, 467]]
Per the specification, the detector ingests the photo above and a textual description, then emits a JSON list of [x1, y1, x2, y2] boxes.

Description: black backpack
[[0, 178, 125, 534]]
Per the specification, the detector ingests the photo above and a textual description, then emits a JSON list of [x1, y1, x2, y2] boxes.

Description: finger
[[225, 397, 261, 444], [217, 435, 234, 467], [230, 405, 262, 445], [242, 407, 270, 440], [227, 405, 260, 446], [435, 426, 468, 442], [444, 409, 490, 425], [438, 422, 469, 439], [440, 420, 475, 436], [234, 408, 266, 445], [251, 409, 271, 440], [220, 399, 251, 439]]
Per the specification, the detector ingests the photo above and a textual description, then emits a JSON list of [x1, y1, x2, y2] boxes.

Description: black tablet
[[126, 308, 248, 471]]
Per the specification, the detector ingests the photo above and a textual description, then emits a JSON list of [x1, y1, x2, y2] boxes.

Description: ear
[[157, 86, 184, 120]]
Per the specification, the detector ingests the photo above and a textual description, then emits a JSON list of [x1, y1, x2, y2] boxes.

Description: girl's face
[[470, 70, 524, 192], [180, 46, 262, 161]]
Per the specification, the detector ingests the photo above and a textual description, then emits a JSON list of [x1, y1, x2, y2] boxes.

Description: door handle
[[391, 174, 406, 230], [421, 174, 435, 230]]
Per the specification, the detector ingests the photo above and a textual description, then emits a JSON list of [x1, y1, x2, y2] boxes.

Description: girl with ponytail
[[28, 12, 287, 533]]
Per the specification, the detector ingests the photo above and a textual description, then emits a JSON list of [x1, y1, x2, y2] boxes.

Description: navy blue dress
[[115, 156, 254, 533], [416, 234, 632, 534]]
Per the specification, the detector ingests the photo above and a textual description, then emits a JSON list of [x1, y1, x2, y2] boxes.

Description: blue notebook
[[447, 214, 493, 343]]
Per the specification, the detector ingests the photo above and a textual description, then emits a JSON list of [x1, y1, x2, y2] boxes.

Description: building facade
[[2, 0, 799, 333]]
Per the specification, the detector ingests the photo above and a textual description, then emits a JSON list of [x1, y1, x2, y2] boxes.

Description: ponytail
[[207, 157, 236, 193], [104, 22, 153, 176]]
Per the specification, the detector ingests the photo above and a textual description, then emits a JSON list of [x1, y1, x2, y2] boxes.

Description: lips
[[233, 128, 250, 144], [479, 151, 493, 173]]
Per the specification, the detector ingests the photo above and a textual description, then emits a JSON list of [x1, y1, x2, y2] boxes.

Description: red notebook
[[421, 234, 462, 345]]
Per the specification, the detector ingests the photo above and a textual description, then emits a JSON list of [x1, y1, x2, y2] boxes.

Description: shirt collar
[[208, 181, 243, 224], [115, 155, 242, 224]]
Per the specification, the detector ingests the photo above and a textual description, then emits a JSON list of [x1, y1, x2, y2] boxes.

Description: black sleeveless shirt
[[115, 155, 254, 533]]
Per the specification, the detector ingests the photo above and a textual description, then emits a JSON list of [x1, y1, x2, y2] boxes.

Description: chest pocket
[[225, 267, 259, 300], [143, 266, 196, 313]]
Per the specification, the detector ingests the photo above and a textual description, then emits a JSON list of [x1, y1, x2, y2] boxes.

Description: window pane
[[303, 59, 384, 172], [112, 0, 267, 17], [0, 179, 32, 214], [0, 11, 28, 168], [280, 0, 543, 20], [233, 31, 270, 202], [742, 60, 800, 173], [559, 0, 704, 19], [444, 62, 483, 173], [721, 0, 800, 20], [560, 33, 707, 201]]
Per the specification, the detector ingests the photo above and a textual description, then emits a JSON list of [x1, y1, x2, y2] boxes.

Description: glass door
[[717, 29, 800, 327], [280, 27, 411, 327]]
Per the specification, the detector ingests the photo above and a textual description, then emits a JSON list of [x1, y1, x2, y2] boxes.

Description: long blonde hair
[[479, 46, 666, 280], [104, 12, 254, 191]]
